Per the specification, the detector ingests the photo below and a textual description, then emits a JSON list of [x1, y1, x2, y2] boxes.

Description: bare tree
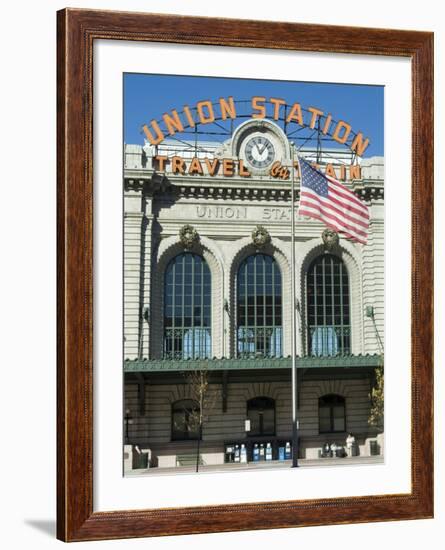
[[177, 367, 219, 472]]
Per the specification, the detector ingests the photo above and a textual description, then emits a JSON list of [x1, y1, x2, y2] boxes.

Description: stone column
[[124, 190, 144, 359], [362, 200, 384, 354]]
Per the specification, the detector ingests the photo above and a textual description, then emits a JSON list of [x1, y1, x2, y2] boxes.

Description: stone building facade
[[123, 119, 384, 471]]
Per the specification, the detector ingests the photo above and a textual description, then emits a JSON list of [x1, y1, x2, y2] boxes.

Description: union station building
[[123, 119, 384, 472]]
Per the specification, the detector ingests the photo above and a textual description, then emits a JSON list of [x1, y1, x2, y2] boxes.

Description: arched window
[[319, 394, 346, 433], [171, 399, 200, 441], [164, 253, 211, 359], [307, 254, 350, 356], [247, 397, 276, 436], [237, 254, 282, 358]]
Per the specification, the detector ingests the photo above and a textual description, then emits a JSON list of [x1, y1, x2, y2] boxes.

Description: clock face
[[244, 135, 275, 169]]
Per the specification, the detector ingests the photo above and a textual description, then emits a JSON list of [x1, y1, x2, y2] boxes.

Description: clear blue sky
[[124, 73, 383, 157]]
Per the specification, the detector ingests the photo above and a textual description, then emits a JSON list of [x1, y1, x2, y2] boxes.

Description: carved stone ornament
[[251, 225, 271, 249], [321, 228, 339, 250], [179, 224, 199, 249]]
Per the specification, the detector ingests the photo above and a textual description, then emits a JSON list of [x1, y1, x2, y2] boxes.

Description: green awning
[[124, 355, 382, 373]]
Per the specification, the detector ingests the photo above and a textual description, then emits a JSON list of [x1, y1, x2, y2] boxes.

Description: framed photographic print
[[57, 8, 433, 542]]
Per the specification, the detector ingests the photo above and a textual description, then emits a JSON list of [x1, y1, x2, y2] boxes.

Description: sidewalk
[[126, 455, 384, 476]]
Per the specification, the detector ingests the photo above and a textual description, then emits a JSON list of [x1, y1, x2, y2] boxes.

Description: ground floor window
[[171, 399, 201, 441], [319, 394, 346, 433], [247, 396, 276, 436]]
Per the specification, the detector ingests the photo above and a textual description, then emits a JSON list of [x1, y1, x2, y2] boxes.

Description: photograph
[[0, 1, 438, 547], [122, 74, 385, 475]]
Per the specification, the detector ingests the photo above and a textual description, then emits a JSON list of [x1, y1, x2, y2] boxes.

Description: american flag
[[297, 156, 369, 245]]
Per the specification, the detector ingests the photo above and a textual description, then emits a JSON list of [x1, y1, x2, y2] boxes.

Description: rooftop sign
[[142, 96, 370, 156]]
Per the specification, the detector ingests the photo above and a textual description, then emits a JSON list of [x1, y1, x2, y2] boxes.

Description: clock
[[244, 135, 275, 169]]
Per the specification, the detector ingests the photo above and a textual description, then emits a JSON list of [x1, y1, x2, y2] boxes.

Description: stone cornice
[[123, 211, 144, 219], [124, 171, 384, 201]]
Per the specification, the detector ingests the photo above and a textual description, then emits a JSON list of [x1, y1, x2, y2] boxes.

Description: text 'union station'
[[123, 118, 384, 473]]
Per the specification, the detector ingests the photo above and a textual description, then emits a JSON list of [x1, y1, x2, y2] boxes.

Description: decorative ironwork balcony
[[308, 326, 351, 356], [237, 326, 282, 358], [163, 327, 211, 360]]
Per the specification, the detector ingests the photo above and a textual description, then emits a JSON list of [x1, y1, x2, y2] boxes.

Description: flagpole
[[290, 142, 299, 468]]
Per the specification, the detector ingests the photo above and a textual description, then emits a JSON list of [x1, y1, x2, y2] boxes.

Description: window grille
[[163, 253, 211, 359], [247, 396, 276, 436], [237, 254, 282, 358], [319, 394, 346, 433], [171, 399, 201, 441], [307, 254, 350, 356]]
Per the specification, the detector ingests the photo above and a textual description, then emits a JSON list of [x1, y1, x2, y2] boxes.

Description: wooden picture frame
[[57, 8, 434, 542]]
